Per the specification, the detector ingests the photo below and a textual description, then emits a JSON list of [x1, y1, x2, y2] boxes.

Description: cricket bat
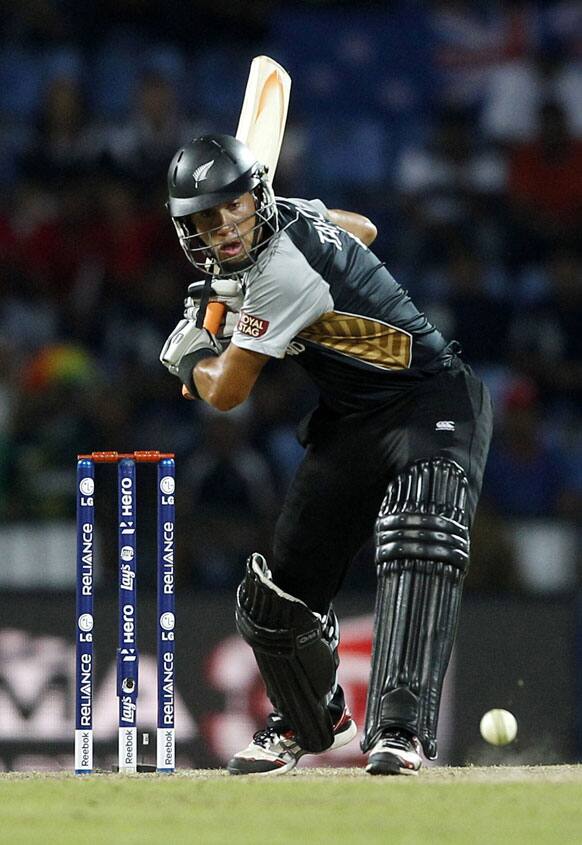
[[203, 55, 291, 334]]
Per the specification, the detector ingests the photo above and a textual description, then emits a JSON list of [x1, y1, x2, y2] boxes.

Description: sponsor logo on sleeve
[[237, 313, 270, 338]]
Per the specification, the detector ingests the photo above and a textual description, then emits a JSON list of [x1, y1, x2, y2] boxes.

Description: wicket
[[75, 451, 176, 774]]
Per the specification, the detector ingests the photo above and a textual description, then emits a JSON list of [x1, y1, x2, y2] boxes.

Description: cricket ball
[[479, 709, 518, 746]]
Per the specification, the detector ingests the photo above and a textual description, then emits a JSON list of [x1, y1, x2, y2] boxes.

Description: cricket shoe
[[365, 729, 422, 776], [227, 708, 357, 776]]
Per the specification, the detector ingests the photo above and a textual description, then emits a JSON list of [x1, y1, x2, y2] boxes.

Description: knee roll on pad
[[362, 458, 470, 759], [235, 553, 337, 753]]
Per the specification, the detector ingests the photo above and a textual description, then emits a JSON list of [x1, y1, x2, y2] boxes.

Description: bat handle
[[203, 302, 226, 335]]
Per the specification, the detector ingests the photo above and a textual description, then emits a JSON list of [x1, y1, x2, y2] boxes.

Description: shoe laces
[[252, 726, 295, 749], [379, 731, 414, 752]]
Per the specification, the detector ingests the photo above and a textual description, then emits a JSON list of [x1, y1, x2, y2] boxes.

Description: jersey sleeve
[[232, 230, 334, 359], [287, 197, 329, 219]]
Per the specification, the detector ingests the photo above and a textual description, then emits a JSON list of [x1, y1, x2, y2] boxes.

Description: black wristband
[[177, 348, 219, 399]]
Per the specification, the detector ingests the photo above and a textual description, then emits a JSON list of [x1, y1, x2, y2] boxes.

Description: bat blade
[[236, 55, 291, 183], [203, 56, 291, 335]]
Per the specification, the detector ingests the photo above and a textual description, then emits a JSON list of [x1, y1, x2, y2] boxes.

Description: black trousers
[[271, 360, 493, 614]]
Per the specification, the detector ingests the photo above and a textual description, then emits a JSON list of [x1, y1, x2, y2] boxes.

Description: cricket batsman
[[160, 134, 493, 775]]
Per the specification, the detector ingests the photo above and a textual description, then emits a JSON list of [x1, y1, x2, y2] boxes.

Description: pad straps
[[362, 459, 470, 759], [236, 554, 337, 753]]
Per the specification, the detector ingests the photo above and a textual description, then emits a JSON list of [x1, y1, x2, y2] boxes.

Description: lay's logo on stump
[[237, 313, 269, 338]]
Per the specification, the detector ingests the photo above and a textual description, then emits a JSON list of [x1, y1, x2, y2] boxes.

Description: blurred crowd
[[0, 0, 581, 592]]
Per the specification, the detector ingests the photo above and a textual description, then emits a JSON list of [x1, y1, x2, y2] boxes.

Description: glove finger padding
[[181, 306, 238, 344], [187, 279, 244, 312], [221, 310, 239, 340]]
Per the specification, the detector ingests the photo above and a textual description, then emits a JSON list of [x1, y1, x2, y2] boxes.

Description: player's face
[[191, 192, 257, 268]]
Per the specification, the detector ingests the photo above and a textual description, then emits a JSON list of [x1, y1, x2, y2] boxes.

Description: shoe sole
[[329, 718, 358, 751], [228, 757, 298, 776], [365, 753, 420, 777], [228, 719, 358, 777]]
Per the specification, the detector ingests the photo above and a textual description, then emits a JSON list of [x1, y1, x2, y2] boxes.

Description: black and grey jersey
[[231, 197, 452, 412]]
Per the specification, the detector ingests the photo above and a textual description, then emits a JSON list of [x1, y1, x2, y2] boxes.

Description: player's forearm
[[190, 343, 268, 411], [327, 209, 377, 245], [193, 356, 246, 411]]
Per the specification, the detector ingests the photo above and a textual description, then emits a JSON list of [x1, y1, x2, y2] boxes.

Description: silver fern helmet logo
[[193, 160, 215, 187]]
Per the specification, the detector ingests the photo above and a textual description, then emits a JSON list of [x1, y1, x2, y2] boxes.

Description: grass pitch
[[1, 766, 582, 844]]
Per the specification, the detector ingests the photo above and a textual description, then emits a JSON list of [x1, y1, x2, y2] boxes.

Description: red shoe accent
[[333, 708, 351, 732]]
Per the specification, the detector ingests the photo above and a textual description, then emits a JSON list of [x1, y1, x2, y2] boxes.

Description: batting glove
[[159, 320, 221, 398], [185, 278, 243, 313]]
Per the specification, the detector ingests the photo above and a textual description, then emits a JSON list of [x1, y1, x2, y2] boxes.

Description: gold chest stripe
[[299, 311, 412, 370]]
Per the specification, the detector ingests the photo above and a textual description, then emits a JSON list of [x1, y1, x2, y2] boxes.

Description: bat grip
[[203, 302, 226, 335]]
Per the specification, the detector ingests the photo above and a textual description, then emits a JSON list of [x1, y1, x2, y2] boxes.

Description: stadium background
[[0, 0, 580, 770]]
